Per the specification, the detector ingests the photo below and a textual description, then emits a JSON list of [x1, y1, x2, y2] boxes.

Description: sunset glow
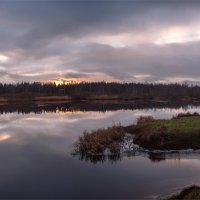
[[48, 79, 78, 86], [0, 134, 11, 141]]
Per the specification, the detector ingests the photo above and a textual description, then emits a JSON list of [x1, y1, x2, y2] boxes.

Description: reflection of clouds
[[0, 124, 7, 130], [1, 106, 200, 147], [0, 113, 19, 122], [132, 107, 200, 121], [64, 111, 116, 122], [178, 159, 200, 167], [0, 134, 10, 141], [0, 107, 200, 198], [21, 111, 115, 123]]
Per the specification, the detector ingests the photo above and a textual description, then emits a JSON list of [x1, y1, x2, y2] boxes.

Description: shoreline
[[75, 113, 200, 156], [1, 95, 200, 103], [165, 185, 200, 200]]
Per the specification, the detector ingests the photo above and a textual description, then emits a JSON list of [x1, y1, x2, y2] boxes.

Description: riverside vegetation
[[74, 125, 126, 155], [75, 112, 200, 155], [166, 185, 200, 200]]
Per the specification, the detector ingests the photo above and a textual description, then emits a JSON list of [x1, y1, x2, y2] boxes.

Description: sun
[[48, 79, 78, 86]]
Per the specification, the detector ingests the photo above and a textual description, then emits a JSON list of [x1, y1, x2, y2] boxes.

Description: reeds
[[173, 112, 199, 119], [75, 125, 126, 155]]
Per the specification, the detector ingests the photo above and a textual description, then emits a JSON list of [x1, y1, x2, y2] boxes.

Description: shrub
[[137, 116, 154, 125], [75, 125, 126, 155], [173, 112, 199, 119]]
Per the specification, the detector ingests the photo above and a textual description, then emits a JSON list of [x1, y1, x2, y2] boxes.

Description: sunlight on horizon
[[0, 134, 11, 141]]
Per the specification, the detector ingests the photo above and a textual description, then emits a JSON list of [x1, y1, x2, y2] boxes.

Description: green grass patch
[[133, 114, 200, 150]]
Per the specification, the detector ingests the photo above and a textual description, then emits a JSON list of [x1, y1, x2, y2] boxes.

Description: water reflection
[[73, 150, 200, 164], [74, 153, 122, 164], [0, 102, 199, 198], [0, 100, 200, 114], [73, 152, 165, 164]]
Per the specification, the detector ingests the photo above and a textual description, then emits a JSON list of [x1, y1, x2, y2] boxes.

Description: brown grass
[[75, 125, 126, 155], [173, 112, 200, 119], [133, 116, 168, 150], [137, 116, 154, 124], [167, 185, 200, 200]]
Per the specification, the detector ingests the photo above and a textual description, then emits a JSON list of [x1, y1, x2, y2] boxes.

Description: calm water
[[0, 101, 200, 199]]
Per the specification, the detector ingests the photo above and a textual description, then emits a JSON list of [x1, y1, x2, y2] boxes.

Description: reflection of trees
[[73, 151, 167, 164], [148, 153, 166, 162], [73, 153, 122, 164], [0, 100, 200, 114], [73, 150, 200, 164]]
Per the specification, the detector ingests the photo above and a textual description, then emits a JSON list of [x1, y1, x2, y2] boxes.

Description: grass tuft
[[172, 112, 200, 119], [75, 125, 126, 155]]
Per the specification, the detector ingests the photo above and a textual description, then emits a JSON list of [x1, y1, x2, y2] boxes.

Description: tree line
[[0, 82, 200, 100]]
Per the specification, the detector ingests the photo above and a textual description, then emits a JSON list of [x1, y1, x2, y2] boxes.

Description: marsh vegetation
[[75, 112, 200, 155], [74, 125, 126, 155], [166, 185, 200, 200]]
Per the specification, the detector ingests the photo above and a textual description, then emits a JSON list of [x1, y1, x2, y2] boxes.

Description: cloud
[[0, 1, 200, 83], [64, 41, 200, 82], [0, 1, 200, 50]]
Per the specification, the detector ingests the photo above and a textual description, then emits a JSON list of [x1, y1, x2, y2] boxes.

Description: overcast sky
[[0, 0, 200, 83]]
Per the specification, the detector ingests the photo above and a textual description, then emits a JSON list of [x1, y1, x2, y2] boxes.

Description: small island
[[75, 112, 200, 155]]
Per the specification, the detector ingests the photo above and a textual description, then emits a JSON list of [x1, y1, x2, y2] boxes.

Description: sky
[[0, 0, 200, 83]]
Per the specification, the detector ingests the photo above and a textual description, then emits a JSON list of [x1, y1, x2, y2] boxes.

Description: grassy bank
[[132, 113, 200, 150], [166, 185, 200, 200], [75, 112, 200, 155]]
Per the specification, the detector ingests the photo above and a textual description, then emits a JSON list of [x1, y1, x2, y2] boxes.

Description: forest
[[0, 81, 200, 100]]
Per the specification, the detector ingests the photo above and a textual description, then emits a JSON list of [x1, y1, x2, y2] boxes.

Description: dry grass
[[173, 112, 200, 119], [137, 116, 154, 124], [167, 185, 200, 200], [75, 125, 126, 155]]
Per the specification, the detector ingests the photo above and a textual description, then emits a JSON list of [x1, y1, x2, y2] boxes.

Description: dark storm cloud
[[0, 0, 200, 82], [0, 1, 199, 51]]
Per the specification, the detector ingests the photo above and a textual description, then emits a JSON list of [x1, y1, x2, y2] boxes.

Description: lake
[[0, 101, 200, 199]]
